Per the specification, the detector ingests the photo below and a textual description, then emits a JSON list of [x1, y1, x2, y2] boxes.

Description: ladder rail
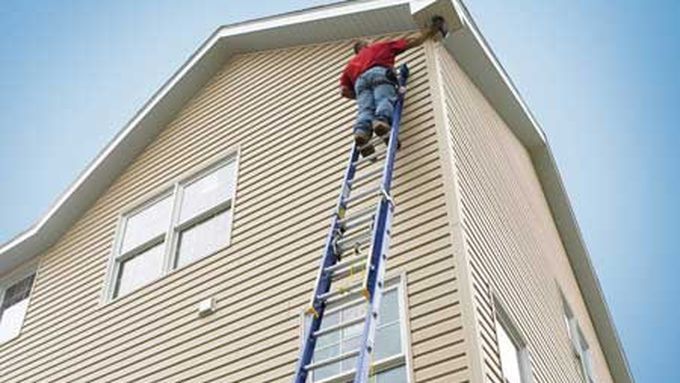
[[353, 64, 409, 383], [293, 64, 409, 383], [294, 143, 360, 383]]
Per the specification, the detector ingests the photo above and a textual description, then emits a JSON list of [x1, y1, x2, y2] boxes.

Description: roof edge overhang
[[0, 1, 633, 381]]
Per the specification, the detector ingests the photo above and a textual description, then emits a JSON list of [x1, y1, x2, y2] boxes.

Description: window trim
[[492, 298, 533, 383], [102, 151, 239, 303], [0, 259, 39, 344], [300, 274, 413, 383], [561, 293, 597, 382]]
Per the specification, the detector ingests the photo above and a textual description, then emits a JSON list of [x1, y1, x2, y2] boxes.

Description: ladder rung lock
[[313, 317, 365, 337], [305, 306, 320, 318], [304, 349, 360, 371]]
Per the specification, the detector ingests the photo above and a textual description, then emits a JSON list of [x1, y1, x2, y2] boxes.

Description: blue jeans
[[354, 66, 397, 134]]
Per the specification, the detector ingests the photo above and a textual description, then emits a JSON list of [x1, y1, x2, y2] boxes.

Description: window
[[562, 297, 597, 382], [0, 272, 36, 343], [107, 157, 237, 300], [306, 280, 410, 383], [494, 305, 531, 383]]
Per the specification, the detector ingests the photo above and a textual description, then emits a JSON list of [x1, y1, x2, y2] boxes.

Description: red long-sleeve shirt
[[340, 39, 408, 90]]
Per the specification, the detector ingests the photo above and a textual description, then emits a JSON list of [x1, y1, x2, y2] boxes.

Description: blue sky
[[0, 1, 677, 381]]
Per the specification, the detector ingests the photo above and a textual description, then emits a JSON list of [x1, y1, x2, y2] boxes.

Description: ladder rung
[[314, 316, 365, 338], [317, 280, 365, 303], [342, 214, 374, 232], [345, 186, 381, 207], [359, 136, 384, 151], [326, 254, 368, 273], [350, 167, 383, 186], [338, 206, 374, 228], [328, 296, 368, 313], [305, 349, 360, 371], [353, 150, 384, 167], [335, 231, 372, 254]]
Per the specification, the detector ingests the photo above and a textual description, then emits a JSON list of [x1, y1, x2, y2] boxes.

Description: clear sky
[[0, 1, 677, 381]]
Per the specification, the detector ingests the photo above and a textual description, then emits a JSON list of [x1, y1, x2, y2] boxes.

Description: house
[[0, 1, 633, 382]]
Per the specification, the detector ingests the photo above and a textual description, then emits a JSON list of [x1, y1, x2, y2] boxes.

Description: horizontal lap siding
[[436, 45, 614, 383], [0, 36, 470, 382]]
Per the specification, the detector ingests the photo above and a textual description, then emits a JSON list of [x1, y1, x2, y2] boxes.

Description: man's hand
[[341, 86, 356, 99], [405, 21, 442, 50]]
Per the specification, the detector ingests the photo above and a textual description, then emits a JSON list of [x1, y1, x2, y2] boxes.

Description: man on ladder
[[340, 16, 447, 156], [293, 16, 449, 383]]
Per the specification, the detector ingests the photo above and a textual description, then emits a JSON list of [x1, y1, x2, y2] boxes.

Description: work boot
[[359, 143, 375, 157], [372, 119, 390, 137], [353, 127, 372, 146], [354, 126, 375, 157]]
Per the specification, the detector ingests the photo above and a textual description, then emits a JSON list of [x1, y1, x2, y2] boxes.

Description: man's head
[[353, 39, 369, 54]]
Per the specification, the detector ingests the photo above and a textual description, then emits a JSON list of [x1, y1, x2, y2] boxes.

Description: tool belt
[[370, 66, 399, 88]]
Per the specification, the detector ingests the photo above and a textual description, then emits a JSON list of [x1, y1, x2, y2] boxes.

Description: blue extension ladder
[[293, 64, 410, 383]]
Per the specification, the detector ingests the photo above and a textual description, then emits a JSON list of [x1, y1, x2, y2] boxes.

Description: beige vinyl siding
[[0, 36, 471, 382], [435, 44, 614, 383]]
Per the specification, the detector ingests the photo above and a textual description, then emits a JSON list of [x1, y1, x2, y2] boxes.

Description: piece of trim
[[423, 39, 486, 383]]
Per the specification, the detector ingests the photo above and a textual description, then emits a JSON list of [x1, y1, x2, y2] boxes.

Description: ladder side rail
[[353, 201, 393, 383], [294, 144, 361, 383], [353, 63, 409, 383]]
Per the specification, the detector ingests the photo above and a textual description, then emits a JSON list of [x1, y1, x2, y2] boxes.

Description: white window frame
[[492, 299, 533, 383], [561, 294, 597, 383], [103, 153, 239, 302], [300, 275, 413, 383], [0, 260, 39, 344]]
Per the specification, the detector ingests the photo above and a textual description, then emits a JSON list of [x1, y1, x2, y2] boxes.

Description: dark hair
[[353, 40, 368, 54]]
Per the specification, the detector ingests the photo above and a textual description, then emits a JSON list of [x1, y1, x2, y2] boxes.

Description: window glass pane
[[121, 195, 172, 254], [320, 311, 339, 329], [496, 320, 523, 383], [0, 299, 29, 343], [115, 243, 165, 298], [379, 289, 399, 324], [175, 209, 231, 268], [374, 322, 402, 360], [315, 344, 340, 363], [0, 274, 35, 343], [179, 162, 236, 223], [343, 304, 365, 322], [312, 287, 404, 382], [373, 365, 407, 383], [317, 331, 340, 350], [341, 354, 357, 373], [314, 361, 341, 382], [584, 350, 596, 381], [343, 322, 363, 339]]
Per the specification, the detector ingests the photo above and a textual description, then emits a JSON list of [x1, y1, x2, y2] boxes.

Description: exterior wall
[[0, 36, 474, 382], [434, 44, 614, 383]]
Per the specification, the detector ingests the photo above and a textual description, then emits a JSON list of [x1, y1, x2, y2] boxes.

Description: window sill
[[314, 354, 406, 383]]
